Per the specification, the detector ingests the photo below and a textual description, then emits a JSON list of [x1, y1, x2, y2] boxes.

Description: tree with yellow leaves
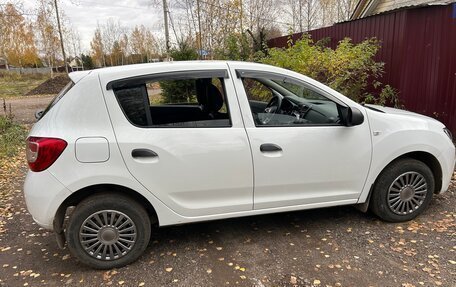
[[0, 3, 40, 68]]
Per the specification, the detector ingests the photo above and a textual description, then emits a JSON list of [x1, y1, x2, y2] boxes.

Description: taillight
[[26, 137, 67, 172]]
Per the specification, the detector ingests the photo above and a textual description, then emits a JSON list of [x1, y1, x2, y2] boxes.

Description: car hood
[[364, 104, 443, 126]]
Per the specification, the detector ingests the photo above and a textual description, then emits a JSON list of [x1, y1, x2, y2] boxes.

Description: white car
[[24, 61, 455, 269]]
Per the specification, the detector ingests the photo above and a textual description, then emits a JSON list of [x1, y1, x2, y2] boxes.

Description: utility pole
[[196, 0, 203, 60], [162, 0, 170, 55], [54, 0, 68, 74]]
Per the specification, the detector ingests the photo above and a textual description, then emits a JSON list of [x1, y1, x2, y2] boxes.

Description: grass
[[0, 72, 50, 98], [0, 115, 27, 161]]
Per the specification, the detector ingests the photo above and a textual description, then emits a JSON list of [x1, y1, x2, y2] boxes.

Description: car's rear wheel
[[66, 193, 151, 269], [370, 158, 434, 222]]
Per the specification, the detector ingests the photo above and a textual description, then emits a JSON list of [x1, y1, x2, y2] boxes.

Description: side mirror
[[341, 106, 364, 127], [35, 109, 44, 120]]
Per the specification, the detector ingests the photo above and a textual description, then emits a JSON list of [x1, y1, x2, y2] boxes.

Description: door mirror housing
[[340, 106, 364, 127]]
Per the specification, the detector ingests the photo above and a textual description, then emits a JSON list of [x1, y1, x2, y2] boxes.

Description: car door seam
[[227, 62, 255, 210]]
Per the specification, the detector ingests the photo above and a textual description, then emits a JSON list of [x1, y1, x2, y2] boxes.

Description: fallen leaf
[[165, 267, 173, 272]]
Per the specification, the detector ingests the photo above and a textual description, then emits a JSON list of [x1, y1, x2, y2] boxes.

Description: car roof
[[70, 61, 271, 78]]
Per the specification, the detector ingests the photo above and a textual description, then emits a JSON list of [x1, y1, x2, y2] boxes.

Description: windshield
[[37, 81, 74, 121]]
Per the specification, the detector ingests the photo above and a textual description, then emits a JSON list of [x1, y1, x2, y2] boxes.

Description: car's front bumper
[[23, 170, 71, 230], [437, 141, 456, 194]]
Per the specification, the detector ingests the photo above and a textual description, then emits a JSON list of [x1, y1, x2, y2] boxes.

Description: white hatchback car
[[25, 61, 455, 269]]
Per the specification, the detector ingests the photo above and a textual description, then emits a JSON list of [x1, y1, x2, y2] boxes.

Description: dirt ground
[[0, 97, 455, 287], [2, 95, 54, 124], [26, 76, 70, 97]]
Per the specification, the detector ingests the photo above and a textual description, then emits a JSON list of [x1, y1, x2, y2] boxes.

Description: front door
[[232, 68, 372, 209]]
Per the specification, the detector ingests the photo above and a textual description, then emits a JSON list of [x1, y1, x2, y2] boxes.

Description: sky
[[22, 0, 165, 53]]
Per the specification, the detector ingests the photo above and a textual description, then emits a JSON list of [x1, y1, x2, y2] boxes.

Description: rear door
[[101, 64, 253, 217]]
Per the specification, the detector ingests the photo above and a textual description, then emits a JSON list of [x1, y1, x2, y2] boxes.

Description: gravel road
[[2, 95, 54, 125], [0, 156, 454, 287], [0, 96, 455, 286]]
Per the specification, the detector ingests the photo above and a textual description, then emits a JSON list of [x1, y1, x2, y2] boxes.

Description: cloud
[[23, 0, 163, 52]]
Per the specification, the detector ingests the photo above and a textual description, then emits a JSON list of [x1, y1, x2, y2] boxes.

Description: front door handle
[[131, 149, 158, 158], [260, 143, 282, 152]]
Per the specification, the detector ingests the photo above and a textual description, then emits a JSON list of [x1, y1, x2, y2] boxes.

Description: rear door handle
[[131, 149, 158, 158], [260, 143, 282, 152]]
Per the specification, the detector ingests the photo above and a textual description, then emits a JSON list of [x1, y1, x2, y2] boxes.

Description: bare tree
[[35, 0, 61, 76]]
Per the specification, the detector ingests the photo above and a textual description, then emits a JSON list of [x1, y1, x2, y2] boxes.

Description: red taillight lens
[[26, 137, 67, 172]]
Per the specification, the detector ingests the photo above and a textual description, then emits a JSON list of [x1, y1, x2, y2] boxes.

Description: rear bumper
[[23, 170, 71, 230]]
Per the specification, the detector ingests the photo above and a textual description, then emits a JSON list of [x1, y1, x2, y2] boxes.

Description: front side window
[[241, 75, 341, 127], [113, 74, 231, 128]]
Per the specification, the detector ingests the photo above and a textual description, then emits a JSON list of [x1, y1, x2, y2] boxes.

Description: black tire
[[66, 193, 151, 269], [370, 158, 434, 222]]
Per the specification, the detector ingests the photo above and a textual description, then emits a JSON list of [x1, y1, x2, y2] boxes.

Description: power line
[[68, 0, 148, 10], [0, 13, 37, 16], [196, 0, 293, 27], [68, 0, 292, 27]]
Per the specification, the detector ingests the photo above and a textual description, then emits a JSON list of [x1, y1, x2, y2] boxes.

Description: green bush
[[215, 32, 251, 61], [0, 115, 27, 160], [261, 35, 399, 106], [160, 42, 198, 103]]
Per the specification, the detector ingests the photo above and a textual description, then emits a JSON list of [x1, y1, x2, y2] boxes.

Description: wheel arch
[[53, 184, 159, 247], [394, 151, 442, 193], [357, 150, 442, 212]]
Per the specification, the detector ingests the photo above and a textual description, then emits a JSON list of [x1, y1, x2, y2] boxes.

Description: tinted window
[[114, 76, 231, 128], [115, 85, 149, 126]]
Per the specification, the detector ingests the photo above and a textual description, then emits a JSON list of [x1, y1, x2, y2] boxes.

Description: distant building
[[69, 56, 83, 71], [0, 57, 8, 69], [351, 0, 454, 19]]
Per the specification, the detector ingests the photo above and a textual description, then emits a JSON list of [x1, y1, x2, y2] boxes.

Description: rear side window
[[113, 74, 231, 128], [39, 81, 74, 120]]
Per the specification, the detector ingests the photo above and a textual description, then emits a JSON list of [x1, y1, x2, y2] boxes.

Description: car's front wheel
[[66, 193, 151, 269], [370, 158, 434, 222]]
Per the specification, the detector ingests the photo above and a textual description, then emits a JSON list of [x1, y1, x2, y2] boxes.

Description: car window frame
[[112, 70, 233, 129], [236, 69, 348, 128]]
